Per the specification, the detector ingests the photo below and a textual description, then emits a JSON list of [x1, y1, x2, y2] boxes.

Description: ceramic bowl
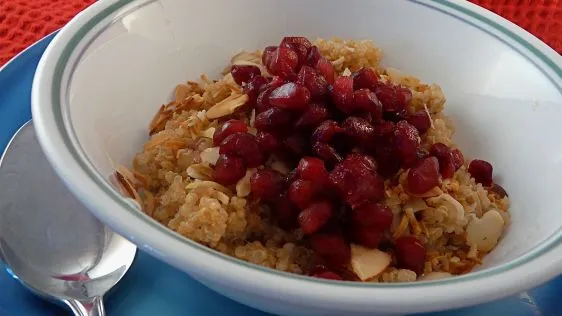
[[31, 0, 562, 315]]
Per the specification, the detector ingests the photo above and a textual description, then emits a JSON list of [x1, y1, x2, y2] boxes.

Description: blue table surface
[[0, 33, 559, 316]]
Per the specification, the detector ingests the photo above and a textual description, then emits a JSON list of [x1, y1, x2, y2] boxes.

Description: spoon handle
[[64, 296, 105, 316]]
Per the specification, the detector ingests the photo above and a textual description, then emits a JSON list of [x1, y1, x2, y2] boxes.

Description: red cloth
[[0, 0, 560, 66]]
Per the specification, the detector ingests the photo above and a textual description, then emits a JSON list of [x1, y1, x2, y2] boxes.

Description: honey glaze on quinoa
[[116, 37, 511, 282]]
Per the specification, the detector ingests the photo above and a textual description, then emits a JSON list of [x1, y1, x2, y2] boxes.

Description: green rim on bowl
[[49, 0, 562, 288]]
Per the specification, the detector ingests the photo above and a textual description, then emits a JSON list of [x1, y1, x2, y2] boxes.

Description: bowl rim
[[31, 0, 562, 312]]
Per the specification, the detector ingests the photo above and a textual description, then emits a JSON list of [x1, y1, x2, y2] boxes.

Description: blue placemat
[[0, 33, 559, 316]]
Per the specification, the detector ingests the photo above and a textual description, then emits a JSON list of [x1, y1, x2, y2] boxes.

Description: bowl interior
[[65, 0, 561, 271]]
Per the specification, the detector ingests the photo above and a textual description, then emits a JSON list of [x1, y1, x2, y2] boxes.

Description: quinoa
[[113, 37, 510, 282]]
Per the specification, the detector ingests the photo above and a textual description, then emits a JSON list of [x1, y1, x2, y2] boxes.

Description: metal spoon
[[0, 121, 137, 316]]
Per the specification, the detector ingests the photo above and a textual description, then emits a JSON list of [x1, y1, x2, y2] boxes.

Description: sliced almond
[[466, 209, 505, 252], [426, 194, 465, 222], [175, 84, 191, 102], [206, 93, 249, 119], [185, 180, 232, 195], [350, 245, 391, 281], [201, 127, 216, 139], [236, 168, 256, 197], [200, 147, 220, 165], [186, 164, 213, 180], [403, 197, 429, 213], [342, 67, 352, 76]]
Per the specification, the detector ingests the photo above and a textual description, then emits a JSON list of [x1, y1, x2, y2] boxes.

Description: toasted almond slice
[[175, 84, 191, 102], [342, 67, 352, 76], [350, 245, 391, 281], [186, 164, 213, 180], [200, 147, 220, 165], [185, 180, 232, 195], [201, 127, 216, 139], [206, 93, 249, 119], [236, 168, 256, 198], [426, 194, 465, 222], [466, 209, 505, 252]]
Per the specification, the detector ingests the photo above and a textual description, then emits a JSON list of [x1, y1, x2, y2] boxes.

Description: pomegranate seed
[[313, 142, 343, 165], [297, 157, 330, 186], [346, 153, 378, 172], [375, 84, 411, 121], [451, 149, 465, 169], [406, 111, 431, 134], [213, 154, 246, 185], [309, 233, 351, 267], [255, 86, 275, 113], [295, 103, 330, 129], [306, 46, 322, 67], [274, 194, 299, 230], [267, 45, 299, 80], [219, 133, 263, 167], [312, 270, 343, 280], [250, 168, 285, 202], [342, 116, 376, 146], [353, 89, 383, 121], [281, 36, 312, 64], [243, 75, 269, 106], [297, 66, 329, 100], [352, 67, 379, 91], [351, 227, 384, 248], [375, 146, 402, 178], [269, 82, 311, 110], [394, 121, 421, 166], [311, 120, 343, 143], [429, 143, 455, 179], [298, 200, 333, 234], [396, 86, 413, 106], [395, 235, 425, 274], [406, 157, 440, 195], [288, 179, 317, 209], [266, 76, 286, 90], [255, 131, 279, 155], [231, 65, 261, 85], [468, 159, 493, 186], [213, 119, 248, 146], [315, 57, 335, 84], [351, 202, 393, 230], [254, 107, 293, 132], [262, 46, 277, 69], [331, 76, 354, 113], [329, 155, 385, 207]]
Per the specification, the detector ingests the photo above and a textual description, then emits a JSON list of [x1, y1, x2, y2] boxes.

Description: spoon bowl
[[0, 121, 137, 316]]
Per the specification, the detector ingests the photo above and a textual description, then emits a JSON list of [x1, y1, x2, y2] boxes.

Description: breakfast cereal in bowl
[[113, 36, 510, 283]]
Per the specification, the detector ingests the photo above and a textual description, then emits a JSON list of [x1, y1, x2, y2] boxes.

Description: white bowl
[[31, 0, 562, 315]]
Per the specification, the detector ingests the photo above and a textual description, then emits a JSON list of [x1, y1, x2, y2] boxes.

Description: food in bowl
[[113, 36, 510, 282]]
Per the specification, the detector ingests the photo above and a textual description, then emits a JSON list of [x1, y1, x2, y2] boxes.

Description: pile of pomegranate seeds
[[210, 36, 500, 281]]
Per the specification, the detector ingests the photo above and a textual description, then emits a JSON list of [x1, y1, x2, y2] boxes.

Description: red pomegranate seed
[[342, 116, 376, 145], [353, 89, 383, 121], [306, 46, 322, 67], [298, 200, 333, 234], [331, 76, 354, 113], [352, 67, 379, 90], [468, 159, 493, 186], [256, 86, 276, 113], [329, 155, 385, 207], [273, 194, 299, 230], [394, 120, 421, 166], [254, 107, 293, 132], [219, 133, 263, 167], [309, 233, 351, 267], [395, 235, 426, 274], [243, 75, 269, 108], [375, 84, 411, 121], [451, 149, 465, 169], [315, 57, 335, 84], [297, 66, 329, 100], [269, 82, 311, 110], [255, 131, 279, 155], [429, 143, 455, 179], [313, 142, 343, 165], [266, 76, 286, 90], [281, 36, 312, 64], [267, 45, 299, 80], [213, 119, 248, 146], [231, 65, 261, 85], [406, 111, 431, 134], [351, 202, 393, 230], [346, 153, 378, 172], [351, 227, 384, 248], [312, 270, 343, 280], [213, 154, 246, 185], [406, 157, 440, 195], [311, 120, 343, 143], [262, 46, 277, 68], [295, 103, 330, 129], [396, 86, 413, 106], [375, 146, 402, 178], [297, 157, 330, 186], [288, 179, 317, 209], [250, 168, 285, 202]]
